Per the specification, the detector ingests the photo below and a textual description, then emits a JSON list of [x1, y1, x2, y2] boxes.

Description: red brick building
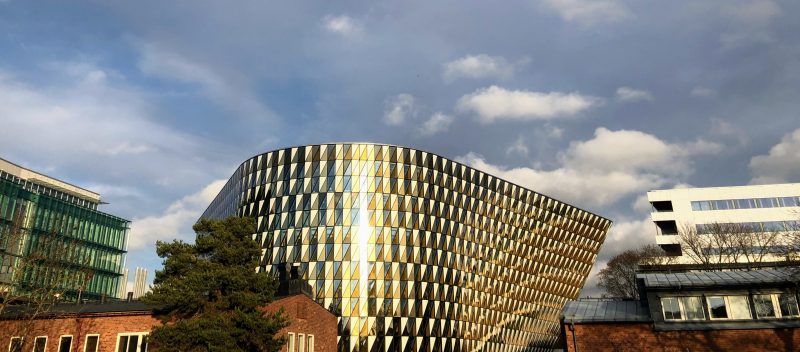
[[0, 282, 336, 352], [561, 268, 800, 352]]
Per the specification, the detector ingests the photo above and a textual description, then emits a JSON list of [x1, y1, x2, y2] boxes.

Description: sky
[[1, 0, 800, 296]]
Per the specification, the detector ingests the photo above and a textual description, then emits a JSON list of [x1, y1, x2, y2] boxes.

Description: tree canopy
[[597, 245, 670, 299], [142, 216, 286, 352]]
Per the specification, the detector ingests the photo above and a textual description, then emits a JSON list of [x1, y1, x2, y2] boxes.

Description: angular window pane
[[661, 297, 681, 320], [728, 295, 752, 319], [59, 336, 73, 352], [680, 296, 705, 320], [779, 294, 800, 317], [708, 296, 728, 319], [754, 295, 776, 318], [34, 337, 47, 352], [85, 336, 99, 352]]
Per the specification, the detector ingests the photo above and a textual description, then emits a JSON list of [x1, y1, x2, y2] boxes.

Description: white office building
[[647, 183, 800, 263]]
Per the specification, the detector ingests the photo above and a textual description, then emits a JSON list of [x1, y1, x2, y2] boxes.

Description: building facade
[[0, 289, 335, 352], [561, 268, 800, 352], [202, 143, 611, 352], [0, 158, 129, 300], [647, 183, 800, 262]]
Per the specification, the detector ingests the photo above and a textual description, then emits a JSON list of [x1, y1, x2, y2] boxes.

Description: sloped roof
[[562, 300, 650, 323], [637, 268, 798, 289]]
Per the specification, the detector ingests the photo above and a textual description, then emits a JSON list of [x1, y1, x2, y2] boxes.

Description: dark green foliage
[[142, 217, 286, 352]]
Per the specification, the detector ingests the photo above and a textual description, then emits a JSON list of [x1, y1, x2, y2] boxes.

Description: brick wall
[[263, 294, 338, 352], [0, 312, 158, 352], [563, 322, 800, 352], [0, 294, 336, 352]]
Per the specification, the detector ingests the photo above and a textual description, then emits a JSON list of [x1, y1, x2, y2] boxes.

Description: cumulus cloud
[[543, 0, 629, 26], [127, 180, 227, 250], [459, 128, 720, 208], [418, 112, 453, 136], [456, 86, 602, 123], [384, 93, 417, 125], [505, 136, 530, 157], [443, 54, 519, 82], [615, 86, 653, 102], [137, 42, 276, 121], [322, 14, 362, 36], [750, 128, 800, 184]]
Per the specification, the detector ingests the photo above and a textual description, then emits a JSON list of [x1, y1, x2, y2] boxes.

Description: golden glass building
[[202, 143, 611, 352]]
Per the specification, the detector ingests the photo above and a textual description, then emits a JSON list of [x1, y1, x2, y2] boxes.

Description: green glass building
[[0, 158, 129, 300], [203, 143, 611, 352]]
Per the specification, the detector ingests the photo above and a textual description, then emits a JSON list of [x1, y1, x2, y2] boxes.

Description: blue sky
[[2, 0, 799, 295]]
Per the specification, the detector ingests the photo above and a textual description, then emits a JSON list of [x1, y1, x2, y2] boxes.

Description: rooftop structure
[[647, 183, 800, 262], [561, 267, 800, 351]]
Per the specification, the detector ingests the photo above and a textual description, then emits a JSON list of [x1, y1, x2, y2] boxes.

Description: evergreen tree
[[143, 217, 286, 352]]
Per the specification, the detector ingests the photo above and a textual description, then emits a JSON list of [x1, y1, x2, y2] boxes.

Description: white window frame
[[8, 337, 23, 352], [83, 335, 100, 352], [297, 333, 305, 352], [754, 293, 800, 319], [287, 332, 295, 352], [58, 335, 73, 352], [32, 336, 47, 352], [307, 335, 314, 352], [114, 332, 149, 352], [707, 295, 752, 320], [660, 296, 705, 321]]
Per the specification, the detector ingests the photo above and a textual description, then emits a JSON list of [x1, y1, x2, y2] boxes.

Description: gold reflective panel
[[202, 143, 611, 352]]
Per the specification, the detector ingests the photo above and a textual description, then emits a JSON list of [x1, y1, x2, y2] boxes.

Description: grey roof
[[637, 268, 799, 289], [0, 300, 155, 319], [562, 300, 651, 323]]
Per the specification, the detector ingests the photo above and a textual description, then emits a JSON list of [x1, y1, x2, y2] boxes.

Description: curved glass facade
[[202, 143, 611, 352]]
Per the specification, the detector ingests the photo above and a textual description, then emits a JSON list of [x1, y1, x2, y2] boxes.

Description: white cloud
[[505, 136, 530, 157], [418, 112, 453, 136], [322, 15, 363, 37], [0, 63, 205, 188], [384, 93, 416, 126], [456, 85, 602, 123], [459, 128, 720, 208], [615, 86, 653, 102], [750, 128, 800, 184], [543, 0, 629, 26], [443, 54, 518, 82], [691, 86, 717, 98], [137, 42, 276, 121], [127, 180, 227, 250]]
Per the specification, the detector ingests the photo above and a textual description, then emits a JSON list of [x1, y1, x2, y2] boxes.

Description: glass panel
[[728, 296, 752, 319], [754, 295, 776, 318], [118, 336, 129, 352], [9, 337, 22, 352], [708, 296, 728, 319], [127, 336, 139, 352], [298, 334, 305, 352], [779, 294, 800, 317], [85, 336, 99, 352], [308, 335, 314, 352], [680, 297, 705, 320], [59, 336, 73, 352], [661, 297, 681, 320], [34, 337, 46, 352]]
